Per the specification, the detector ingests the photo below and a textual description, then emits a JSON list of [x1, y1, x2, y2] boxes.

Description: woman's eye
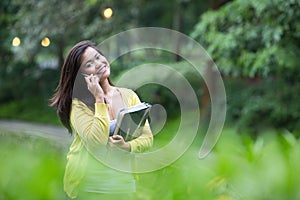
[[86, 63, 92, 68], [96, 55, 100, 60]]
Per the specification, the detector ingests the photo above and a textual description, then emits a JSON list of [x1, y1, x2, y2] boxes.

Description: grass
[[0, 132, 67, 200], [0, 122, 300, 200]]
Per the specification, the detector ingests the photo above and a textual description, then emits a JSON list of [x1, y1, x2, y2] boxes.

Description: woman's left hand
[[108, 135, 131, 152]]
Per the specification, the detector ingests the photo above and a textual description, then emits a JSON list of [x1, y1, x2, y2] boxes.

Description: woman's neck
[[100, 79, 114, 95]]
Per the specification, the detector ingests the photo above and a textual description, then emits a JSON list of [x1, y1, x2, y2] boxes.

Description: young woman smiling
[[50, 40, 153, 199]]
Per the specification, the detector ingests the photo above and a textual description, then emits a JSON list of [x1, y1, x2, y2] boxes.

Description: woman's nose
[[95, 60, 101, 69]]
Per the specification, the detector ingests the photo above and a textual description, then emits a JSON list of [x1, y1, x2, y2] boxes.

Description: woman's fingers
[[84, 74, 103, 97], [109, 135, 124, 144], [108, 136, 131, 151]]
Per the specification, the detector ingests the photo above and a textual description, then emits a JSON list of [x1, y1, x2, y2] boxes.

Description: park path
[[0, 119, 73, 146]]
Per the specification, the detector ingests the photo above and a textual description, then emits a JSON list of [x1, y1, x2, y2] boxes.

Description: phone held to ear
[[81, 73, 89, 77]]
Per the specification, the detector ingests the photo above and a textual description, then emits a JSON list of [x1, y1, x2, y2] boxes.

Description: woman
[[50, 40, 153, 199]]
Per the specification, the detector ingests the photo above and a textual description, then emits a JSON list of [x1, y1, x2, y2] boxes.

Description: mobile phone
[[81, 73, 90, 77]]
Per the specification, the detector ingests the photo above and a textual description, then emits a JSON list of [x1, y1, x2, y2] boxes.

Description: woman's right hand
[[84, 74, 104, 103]]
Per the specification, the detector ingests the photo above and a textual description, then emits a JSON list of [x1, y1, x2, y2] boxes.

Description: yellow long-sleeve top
[[64, 87, 153, 198]]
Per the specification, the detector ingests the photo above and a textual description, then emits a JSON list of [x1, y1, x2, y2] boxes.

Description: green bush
[[1, 123, 300, 199], [225, 77, 300, 137], [0, 98, 59, 125], [0, 60, 60, 124]]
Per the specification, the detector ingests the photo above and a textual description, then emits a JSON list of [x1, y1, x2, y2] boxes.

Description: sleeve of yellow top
[[70, 99, 110, 148], [128, 120, 153, 153], [126, 90, 153, 153]]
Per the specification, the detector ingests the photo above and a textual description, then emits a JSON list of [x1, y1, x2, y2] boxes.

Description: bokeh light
[[12, 37, 21, 47], [103, 7, 113, 19], [41, 37, 50, 47]]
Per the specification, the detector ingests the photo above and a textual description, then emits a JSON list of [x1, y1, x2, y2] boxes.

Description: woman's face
[[80, 47, 110, 81]]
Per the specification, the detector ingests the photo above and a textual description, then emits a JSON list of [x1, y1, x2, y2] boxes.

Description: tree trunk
[[173, 1, 183, 62], [200, 60, 218, 119], [209, 0, 232, 10], [200, 0, 231, 119]]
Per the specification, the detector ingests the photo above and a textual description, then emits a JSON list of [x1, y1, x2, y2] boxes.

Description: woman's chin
[[102, 70, 110, 79], [100, 74, 110, 82]]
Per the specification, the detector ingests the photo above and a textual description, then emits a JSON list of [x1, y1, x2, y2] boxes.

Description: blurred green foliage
[[0, 61, 59, 101], [0, 133, 67, 200], [225, 77, 300, 136], [1, 123, 300, 199], [191, 0, 300, 77], [192, 0, 300, 135], [131, 60, 203, 120], [0, 98, 60, 124]]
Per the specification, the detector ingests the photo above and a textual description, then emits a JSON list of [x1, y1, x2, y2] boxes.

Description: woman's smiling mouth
[[97, 64, 107, 74]]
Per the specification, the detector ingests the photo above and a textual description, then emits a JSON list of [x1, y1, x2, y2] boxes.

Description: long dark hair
[[50, 40, 106, 133]]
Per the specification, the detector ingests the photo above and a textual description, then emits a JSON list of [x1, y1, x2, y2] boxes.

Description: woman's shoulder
[[116, 87, 136, 96], [116, 87, 141, 106]]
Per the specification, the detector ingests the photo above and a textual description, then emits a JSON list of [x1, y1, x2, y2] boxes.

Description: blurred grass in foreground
[[1, 123, 300, 200], [0, 132, 67, 200]]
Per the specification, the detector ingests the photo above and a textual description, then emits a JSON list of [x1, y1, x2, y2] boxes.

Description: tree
[[191, 0, 300, 78], [191, 0, 300, 134], [10, 0, 107, 67], [193, 0, 231, 120], [0, 0, 19, 101]]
